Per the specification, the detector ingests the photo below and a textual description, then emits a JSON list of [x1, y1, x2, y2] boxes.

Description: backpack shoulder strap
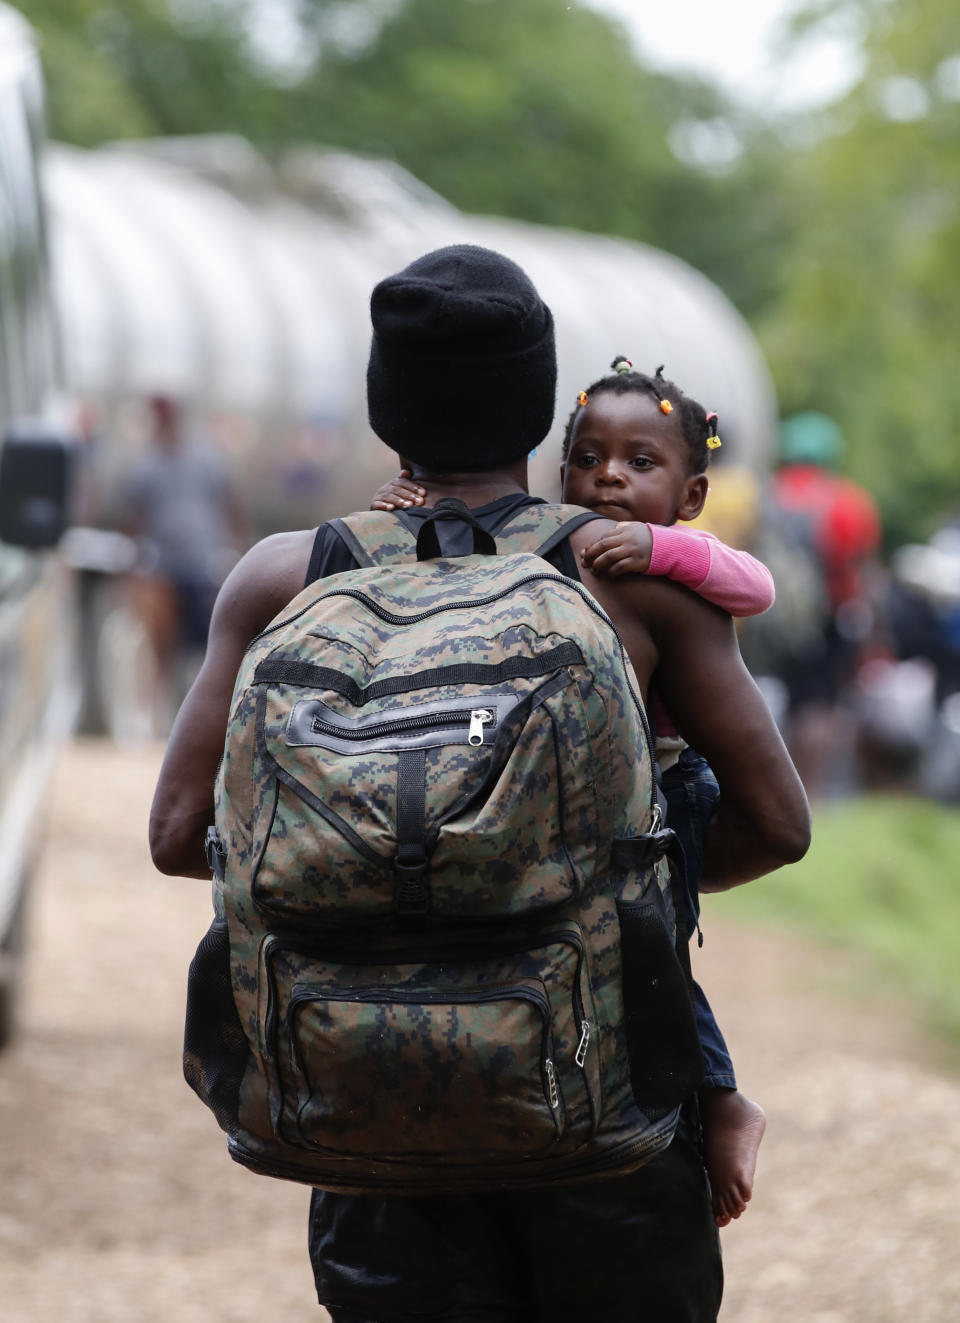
[[330, 511, 418, 567], [496, 503, 606, 558]]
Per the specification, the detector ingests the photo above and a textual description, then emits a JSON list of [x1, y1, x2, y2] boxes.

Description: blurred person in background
[[869, 517, 960, 800], [887, 517, 960, 703], [118, 395, 248, 714], [742, 411, 882, 797]]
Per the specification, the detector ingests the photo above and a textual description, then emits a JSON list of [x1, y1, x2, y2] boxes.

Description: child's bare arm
[[371, 470, 426, 511]]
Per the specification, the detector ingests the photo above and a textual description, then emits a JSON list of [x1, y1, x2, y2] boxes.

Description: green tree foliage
[[294, 0, 752, 291], [19, 0, 277, 143], [759, 0, 960, 540]]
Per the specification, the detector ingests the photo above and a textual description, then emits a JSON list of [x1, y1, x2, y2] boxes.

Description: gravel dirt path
[[1, 739, 958, 1322]]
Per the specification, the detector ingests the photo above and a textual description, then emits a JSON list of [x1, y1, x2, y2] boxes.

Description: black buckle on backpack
[[205, 826, 227, 882], [610, 828, 677, 869], [394, 859, 430, 915]]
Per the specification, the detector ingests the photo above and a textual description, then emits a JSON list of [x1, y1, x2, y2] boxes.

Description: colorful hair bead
[[612, 358, 633, 375], [706, 435, 722, 450], [660, 399, 673, 414], [578, 391, 588, 407]]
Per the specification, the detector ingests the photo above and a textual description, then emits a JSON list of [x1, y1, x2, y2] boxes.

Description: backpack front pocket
[[289, 981, 562, 1157], [260, 931, 598, 1164], [250, 684, 528, 924]]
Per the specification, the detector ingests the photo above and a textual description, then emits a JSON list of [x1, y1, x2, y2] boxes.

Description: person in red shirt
[[766, 412, 883, 793], [773, 412, 881, 618]]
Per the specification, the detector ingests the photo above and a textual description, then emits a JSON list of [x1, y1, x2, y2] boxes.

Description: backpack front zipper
[[309, 706, 495, 745]]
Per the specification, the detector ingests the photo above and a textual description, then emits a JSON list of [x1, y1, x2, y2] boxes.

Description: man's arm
[[149, 530, 314, 878], [641, 582, 810, 889], [570, 520, 810, 892]]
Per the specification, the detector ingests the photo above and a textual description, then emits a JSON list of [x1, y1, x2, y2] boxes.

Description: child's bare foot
[[700, 1087, 766, 1228]]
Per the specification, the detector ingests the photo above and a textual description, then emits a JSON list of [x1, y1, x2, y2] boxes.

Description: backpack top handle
[[415, 498, 498, 561]]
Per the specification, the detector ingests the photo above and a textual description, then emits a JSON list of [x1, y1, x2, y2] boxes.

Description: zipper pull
[[468, 708, 494, 745], [545, 1058, 560, 1109], [574, 1019, 591, 1067]]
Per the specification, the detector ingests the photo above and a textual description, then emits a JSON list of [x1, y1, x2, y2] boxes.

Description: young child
[[371, 358, 772, 1229]]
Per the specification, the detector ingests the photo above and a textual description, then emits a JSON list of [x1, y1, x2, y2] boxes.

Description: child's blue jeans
[[660, 747, 737, 1092]]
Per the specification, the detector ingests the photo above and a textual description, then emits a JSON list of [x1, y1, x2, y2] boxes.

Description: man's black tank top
[[304, 493, 580, 586]]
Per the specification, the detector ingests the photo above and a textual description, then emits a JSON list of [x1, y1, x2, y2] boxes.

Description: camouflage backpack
[[184, 500, 703, 1194]]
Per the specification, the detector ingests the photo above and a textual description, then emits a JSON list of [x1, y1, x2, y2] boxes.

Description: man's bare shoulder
[[213, 528, 317, 645]]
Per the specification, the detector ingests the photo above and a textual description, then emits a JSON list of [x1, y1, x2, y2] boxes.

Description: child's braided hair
[[562, 358, 718, 474]]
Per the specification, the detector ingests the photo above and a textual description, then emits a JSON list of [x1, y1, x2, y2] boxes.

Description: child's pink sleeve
[[645, 525, 775, 618]]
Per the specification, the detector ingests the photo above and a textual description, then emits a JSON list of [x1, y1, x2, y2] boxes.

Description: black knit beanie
[[367, 245, 556, 470]]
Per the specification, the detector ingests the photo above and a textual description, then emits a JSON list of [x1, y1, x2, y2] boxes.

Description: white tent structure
[[42, 136, 776, 522]]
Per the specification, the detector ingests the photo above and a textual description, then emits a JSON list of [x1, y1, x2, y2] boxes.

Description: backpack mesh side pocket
[[183, 920, 249, 1134], [616, 900, 704, 1121]]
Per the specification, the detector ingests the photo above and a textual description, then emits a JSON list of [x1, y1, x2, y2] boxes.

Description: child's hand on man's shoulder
[[580, 522, 654, 577]]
